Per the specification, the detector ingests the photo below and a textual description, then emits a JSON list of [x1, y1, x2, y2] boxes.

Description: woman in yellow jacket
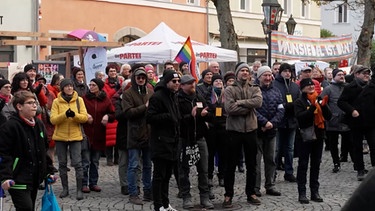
[[50, 79, 88, 200]]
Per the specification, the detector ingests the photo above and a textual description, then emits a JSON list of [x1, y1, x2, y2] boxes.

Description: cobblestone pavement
[[2, 149, 370, 211]]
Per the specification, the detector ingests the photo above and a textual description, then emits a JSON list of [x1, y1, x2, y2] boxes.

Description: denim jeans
[[128, 147, 152, 196], [255, 136, 277, 191], [82, 148, 101, 187], [178, 138, 209, 198], [276, 128, 296, 175]]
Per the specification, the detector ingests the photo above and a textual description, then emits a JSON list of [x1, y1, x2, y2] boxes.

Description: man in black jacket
[[177, 75, 214, 209], [0, 91, 55, 210], [338, 66, 375, 181], [147, 70, 181, 211]]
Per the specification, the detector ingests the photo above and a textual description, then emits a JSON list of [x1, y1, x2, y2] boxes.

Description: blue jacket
[[256, 82, 285, 138]]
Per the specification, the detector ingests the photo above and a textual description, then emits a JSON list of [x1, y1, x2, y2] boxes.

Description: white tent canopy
[[107, 22, 238, 64]]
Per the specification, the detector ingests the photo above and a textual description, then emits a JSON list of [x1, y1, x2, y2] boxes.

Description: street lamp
[[262, 0, 283, 67], [286, 14, 297, 35]]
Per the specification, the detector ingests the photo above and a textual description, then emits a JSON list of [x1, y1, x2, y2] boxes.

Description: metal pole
[[267, 30, 272, 67]]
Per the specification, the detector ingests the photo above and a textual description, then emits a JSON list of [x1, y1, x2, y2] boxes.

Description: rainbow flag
[[174, 36, 198, 80]]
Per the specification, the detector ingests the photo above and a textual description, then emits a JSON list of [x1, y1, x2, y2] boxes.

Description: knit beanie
[[279, 63, 292, 74], [0, 79, 10, 89], [60, 79, 73, 89], [235, 62, 250, 76], [300, 78, 314, 90], [332, 69, 344, 78], [91, 78, 105, 90], [163, 70, 180, 84], [201, 69, 212, 79], [24, 64, 36, 73], [211, 74, 223, 83], [257, 66, 272, 78], [224, 71, 235, 83]]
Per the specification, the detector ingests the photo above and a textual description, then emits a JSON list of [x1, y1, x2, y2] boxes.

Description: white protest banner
[[272, 31, 354, 61]]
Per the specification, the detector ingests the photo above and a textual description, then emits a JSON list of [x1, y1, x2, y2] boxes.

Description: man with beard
[[177, 74, 214, 209]]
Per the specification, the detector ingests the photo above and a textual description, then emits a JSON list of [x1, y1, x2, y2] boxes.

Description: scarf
[[0, 94, 10, 103], [307, 92, 325, 129], [61, 92, 73, 103], [20, 114, 36, 127], [211, 87, 222, 104]]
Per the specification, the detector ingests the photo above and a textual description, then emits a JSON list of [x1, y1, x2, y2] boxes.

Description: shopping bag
[[41, 183, 61, 211]]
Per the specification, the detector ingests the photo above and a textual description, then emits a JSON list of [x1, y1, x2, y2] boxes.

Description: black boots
[[76, 179, 83, 200], [59, 174, 69, 198]]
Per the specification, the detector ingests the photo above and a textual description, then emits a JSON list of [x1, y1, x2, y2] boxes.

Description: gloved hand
[[65, 108, 75, 118], [34, 83, 43, 95]]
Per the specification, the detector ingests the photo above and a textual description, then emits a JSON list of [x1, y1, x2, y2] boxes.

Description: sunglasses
[[171, 79, 181, 84]]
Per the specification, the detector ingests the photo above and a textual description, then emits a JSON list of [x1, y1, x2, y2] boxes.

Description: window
[[337, 4, 348, 23], [247, 49, 266, 64], [187, 0, 197, 5], [301, 3, 305, 17], [283, 0, 288, 15], [240, 0, 246, 11], [0, 36, 14, 62]]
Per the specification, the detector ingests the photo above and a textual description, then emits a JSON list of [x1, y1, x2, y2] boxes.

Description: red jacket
[[83, 91, 115, 151]]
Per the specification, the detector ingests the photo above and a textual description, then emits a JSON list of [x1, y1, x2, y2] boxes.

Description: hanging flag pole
[[174, 36, 198, 81]]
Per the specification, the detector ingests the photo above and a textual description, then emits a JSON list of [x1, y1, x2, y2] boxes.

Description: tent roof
[[107, 22, 238, 63]]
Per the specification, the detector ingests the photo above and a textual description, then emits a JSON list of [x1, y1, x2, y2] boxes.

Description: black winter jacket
[[272, 74, 300, 129], [147, 82, 181, 161], [337, 79, 370, 128], [178, 90, 210, 145], [294, 93, 332, 140], [0, 113, 53, 189]]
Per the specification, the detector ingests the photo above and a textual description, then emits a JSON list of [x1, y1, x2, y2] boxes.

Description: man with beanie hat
[[222, 62, 262, 208], [338, 66, 375, 181], [123, 68, 154, 204], [147, 69, 180, 211], [256, 66, 272, 79], [272, 63, 300, 183], [320, 68, 353, 174], [196, 69, 213, 103], [254, 66, 284, 197], [177, 73, 214, 209]]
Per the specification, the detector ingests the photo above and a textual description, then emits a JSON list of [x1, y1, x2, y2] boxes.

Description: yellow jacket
[[50, 91, 88, 141]]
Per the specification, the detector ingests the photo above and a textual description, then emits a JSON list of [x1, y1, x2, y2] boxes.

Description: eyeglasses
[[360, 72, 371, 76], [23, 101, 37, 106], [171, 79, 181, 84]]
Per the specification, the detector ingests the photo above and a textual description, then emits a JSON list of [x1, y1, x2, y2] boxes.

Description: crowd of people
[[0, 60, 373, 211]]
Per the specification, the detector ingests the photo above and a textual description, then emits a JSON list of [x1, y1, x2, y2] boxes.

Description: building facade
[[1, 0, 322, 72]]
